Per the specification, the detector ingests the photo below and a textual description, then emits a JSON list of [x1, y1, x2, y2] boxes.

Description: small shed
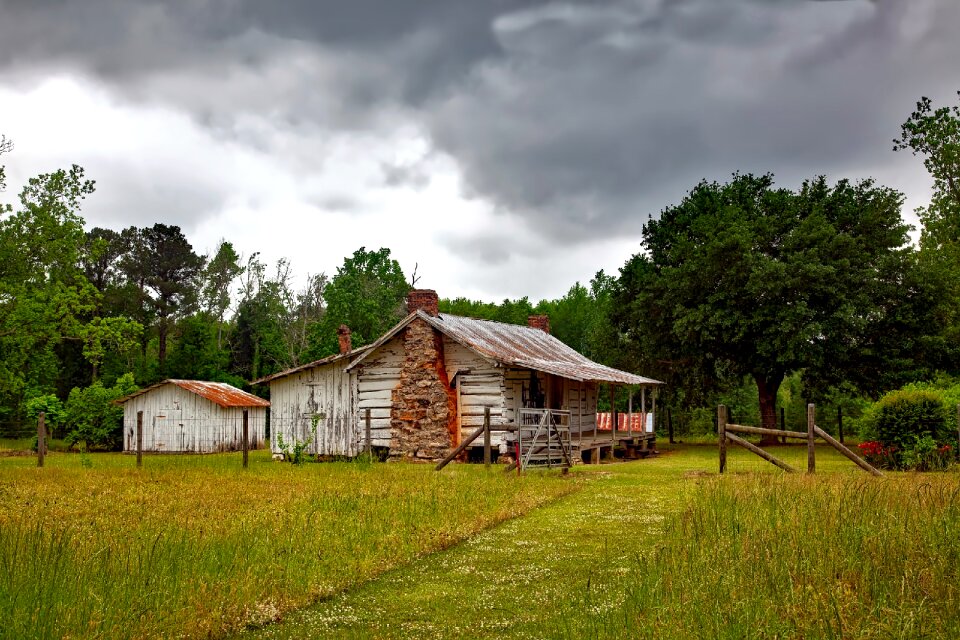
[[255, 290, 661, 465], [116, 380, 269, 453]]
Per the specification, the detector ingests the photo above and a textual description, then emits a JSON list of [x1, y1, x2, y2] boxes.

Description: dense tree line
[[1, 91, 957, 446]]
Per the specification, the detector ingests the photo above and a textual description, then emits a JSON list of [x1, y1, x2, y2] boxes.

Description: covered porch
[[503, 372, 661, 470]]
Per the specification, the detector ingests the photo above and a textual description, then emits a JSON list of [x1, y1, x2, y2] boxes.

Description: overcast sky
[[1, 0, 958, 302]]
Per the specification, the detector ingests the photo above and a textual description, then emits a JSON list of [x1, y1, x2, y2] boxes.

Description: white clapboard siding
[[443, 336, 506, 443], [269, 357, 357, 457], [355, 335, 404, 446], [122, 385, 267, 453]]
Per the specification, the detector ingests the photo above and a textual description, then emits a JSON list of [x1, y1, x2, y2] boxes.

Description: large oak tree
[[614, 173, 915, 440]]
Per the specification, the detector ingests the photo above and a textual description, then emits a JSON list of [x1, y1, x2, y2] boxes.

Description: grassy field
[[245, 445, 960, 640], [0, 450, 575, 639], [1, 443, 957, 639]]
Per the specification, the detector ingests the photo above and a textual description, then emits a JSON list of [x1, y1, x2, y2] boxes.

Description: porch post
[[609, 384, 616, 452], [628, 388, 633, 437], [640, 385, 648, 451]]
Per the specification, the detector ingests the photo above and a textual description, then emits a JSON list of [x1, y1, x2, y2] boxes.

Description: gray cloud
[[2, 0, 958, 278]]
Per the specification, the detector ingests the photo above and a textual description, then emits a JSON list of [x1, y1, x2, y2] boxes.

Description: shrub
[[900, 434, 953, 472], [873, 389, 946, 449], [64, 374, 138, 450]]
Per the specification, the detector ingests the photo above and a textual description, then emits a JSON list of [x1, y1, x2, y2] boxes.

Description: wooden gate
[[718, 403, 882, 476]]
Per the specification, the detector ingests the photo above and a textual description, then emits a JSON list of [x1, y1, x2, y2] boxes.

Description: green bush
[[64, 374, 138, 450], [874, 389, 946, 448]]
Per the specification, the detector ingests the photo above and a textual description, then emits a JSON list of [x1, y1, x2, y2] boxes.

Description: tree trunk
[[755, 372, 784, 446], [158, 317, 168, 369]]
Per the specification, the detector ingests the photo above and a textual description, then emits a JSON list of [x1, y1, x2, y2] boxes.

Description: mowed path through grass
[[248, 445, 879, 639]]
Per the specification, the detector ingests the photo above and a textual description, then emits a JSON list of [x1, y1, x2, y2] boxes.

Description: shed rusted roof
[[116, 380, 270, 408], [345, 311, 661, 386], [250, 345, 373, 385]]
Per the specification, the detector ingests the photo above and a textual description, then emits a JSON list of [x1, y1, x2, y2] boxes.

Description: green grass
[[245, 443, 959, 639], [3, 442, 956, 639], [0, 451, 575, 638]]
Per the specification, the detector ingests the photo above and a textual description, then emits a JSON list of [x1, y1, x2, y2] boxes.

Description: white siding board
[[122, 384, 266, 453]]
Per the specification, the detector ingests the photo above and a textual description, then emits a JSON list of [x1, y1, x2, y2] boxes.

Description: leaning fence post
[[365, 408, 372, 458], [37, 412, 46, 468], [242, 409, 249, 469], [718, 404, 727, 474], [483, 407, 491, 468], [807, 403, 816, 474], [136, 410, 143, 468]]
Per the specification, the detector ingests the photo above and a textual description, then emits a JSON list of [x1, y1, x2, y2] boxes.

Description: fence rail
[[719, 403, 882, 477]]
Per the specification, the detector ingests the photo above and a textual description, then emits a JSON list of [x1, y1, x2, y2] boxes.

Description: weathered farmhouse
[[117, 380, 269, 453], [256, 290, 661, 465]]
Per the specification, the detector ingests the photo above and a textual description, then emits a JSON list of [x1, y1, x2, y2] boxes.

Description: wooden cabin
[[256, 290, 661, 466], [117, 380, 269, 453]]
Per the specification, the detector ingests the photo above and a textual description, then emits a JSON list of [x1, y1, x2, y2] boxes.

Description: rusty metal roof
[[346, 311, 661, 385], [423, 313, 661, 385], [116, 380, 270, 408], [251, 345, 374, 385]]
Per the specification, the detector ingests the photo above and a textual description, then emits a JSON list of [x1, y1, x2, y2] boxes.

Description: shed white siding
[[269, 360, 357, 456], [122, 385, 266, 453]]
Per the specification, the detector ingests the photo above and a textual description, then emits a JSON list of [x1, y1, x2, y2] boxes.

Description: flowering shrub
[[857, 441, 898, 469], [858, 437, 954, 471]]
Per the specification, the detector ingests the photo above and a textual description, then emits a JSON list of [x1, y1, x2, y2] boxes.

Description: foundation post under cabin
[[37, 412, 46, 468], [718, 404, 727, 474], [807, 403, 816, 474]]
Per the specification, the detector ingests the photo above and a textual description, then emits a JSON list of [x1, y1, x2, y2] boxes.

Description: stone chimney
[[407, 289, 439, 317], [337, 324, 352, 354], [528, 314, 551, 334]]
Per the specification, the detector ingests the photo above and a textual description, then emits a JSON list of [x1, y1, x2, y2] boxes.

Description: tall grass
[[0, 451, 575, 638], [559, 471, 960, 639]]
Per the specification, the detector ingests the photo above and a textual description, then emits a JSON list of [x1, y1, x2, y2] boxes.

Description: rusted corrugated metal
[[117, 380, 270, 408], [422, 313, 662, 386], [251, 346, 373, 385], [346, 311, 661, 385]]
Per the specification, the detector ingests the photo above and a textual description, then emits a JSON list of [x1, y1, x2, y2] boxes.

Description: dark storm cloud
[[2, 0, 957, 248]]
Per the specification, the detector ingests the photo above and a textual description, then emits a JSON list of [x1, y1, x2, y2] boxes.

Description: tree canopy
[[612, 173, 917, 435]]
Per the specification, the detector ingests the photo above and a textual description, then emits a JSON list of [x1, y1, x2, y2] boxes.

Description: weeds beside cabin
[[255, 290, 661, 464], [116, 380, 269, 453]]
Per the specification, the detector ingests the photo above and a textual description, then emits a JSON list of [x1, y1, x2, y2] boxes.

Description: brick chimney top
[[407, 289, 439, 317], [337, 324, 352, 355], [528, 315, 551, 334]]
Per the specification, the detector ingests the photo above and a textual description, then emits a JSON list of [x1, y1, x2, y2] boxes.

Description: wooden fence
[[718, 403, 882, 477]]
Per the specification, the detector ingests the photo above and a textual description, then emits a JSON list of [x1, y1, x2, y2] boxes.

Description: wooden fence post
[[136, 410, 143, 468], [718, 404, 727, 474], [483, 407, 491, 468], [780, 407, 786, 444], [837, 406, 844, 444], [365, 408, 372, 458], [242, 409, 249, 469], [807, 403, 815, 474], [37, 412, 46, 468], [667, 407, 675, 444]]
